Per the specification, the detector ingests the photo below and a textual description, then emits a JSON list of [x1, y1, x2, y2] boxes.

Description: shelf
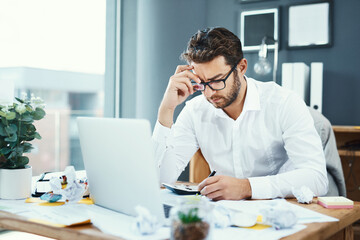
[[333, 125, 360, 133], [338, 149, 360, 157]]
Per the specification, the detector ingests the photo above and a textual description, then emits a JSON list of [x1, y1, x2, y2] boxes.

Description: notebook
[[317, 196, 354, 209], [77, 117, 170, 223]]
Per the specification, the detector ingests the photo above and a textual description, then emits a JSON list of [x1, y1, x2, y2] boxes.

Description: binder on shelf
[[281, 63, 293, 90], [281, 62, 310, 104], [310, 62, 323, 113], [293, 63, 310, 104]]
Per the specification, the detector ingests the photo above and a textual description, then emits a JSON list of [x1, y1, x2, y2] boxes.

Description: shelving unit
[[333, 125, 360, 201], [338, 150, 360, 157]]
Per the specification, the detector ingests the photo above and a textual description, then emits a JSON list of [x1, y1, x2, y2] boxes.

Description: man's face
[[192, 56, 242, 109]]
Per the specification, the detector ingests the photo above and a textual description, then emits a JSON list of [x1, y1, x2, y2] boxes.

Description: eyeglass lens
[[192, 81, 225, 92]]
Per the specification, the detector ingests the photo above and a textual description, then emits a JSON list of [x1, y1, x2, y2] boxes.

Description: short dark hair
[[181, 27, 243, 67]]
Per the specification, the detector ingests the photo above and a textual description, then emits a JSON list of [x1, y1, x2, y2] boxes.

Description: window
[[0, 0, 106, 175]]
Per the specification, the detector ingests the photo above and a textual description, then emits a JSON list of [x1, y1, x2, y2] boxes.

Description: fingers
[[175, 65, 193, 74], [206, 190, 224, 201], [174, 82, 191, 98], [170, 76, 194, 95], [200, 182, 221, 196], [198, 175, 220, 191], [199, 177, 224, 200], [174, 65, 201, 83], [170, 70, 201, 95], [179, 71, 201, 84]]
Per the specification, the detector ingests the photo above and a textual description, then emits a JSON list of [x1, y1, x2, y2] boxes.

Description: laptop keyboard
[[163, 204, 172, 218]]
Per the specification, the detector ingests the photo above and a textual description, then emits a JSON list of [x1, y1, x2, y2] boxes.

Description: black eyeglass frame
[[193, 62, 239, 91]]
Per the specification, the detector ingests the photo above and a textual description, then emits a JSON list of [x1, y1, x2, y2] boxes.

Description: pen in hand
[[198, 170, 216, 195], [208, 170, 216, 178]]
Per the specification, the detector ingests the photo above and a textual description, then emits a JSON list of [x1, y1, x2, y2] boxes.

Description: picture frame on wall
[[288, 0, 333, 49], [240, 8, 279, 52]]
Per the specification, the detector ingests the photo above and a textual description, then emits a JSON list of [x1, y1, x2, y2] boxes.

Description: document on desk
[[0, 195, 338, 240], [0, 199, 91, 227], [22, 204, 91, 227], [88, 190, 308, 240], [217, 199, 338, 224], [87, 204, 170, 240]]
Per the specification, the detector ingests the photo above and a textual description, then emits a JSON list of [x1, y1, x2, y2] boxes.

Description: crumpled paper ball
[[49, 166, 86, 202], [292, 186, 314, 204], [260, 204, 297, 230], [133, 205, 160, 235], [211, 205, 232, 228]]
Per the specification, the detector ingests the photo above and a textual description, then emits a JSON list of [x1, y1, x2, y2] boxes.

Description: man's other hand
[[198, 175, 252, 201]]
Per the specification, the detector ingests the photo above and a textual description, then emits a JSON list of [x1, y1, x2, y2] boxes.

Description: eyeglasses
[[192, 63, 238, 92]]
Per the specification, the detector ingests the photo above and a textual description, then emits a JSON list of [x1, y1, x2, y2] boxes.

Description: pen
[[208, 170, 216, 178]]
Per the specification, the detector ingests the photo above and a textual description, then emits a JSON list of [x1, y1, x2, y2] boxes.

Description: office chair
[[189, 108, 346, 197]]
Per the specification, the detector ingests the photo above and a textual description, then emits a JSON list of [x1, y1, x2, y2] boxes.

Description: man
[[152, 27, 328, 200]]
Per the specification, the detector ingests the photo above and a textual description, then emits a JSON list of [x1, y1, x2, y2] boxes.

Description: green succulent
[[0, 95, 45, 169], [177, 207, 203, 224]]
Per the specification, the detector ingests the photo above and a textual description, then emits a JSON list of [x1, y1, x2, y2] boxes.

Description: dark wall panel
[[206, 0, 360, 125]]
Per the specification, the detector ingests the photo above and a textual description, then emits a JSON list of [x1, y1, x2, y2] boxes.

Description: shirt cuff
[[152, 120, 171, 143], [248, 176, 273, 199]]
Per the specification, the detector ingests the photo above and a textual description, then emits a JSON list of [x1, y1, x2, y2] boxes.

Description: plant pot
[[171, 220, 210, 240], [0, 165, 32, 199]]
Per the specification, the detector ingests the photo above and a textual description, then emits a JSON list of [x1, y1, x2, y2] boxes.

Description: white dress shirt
[[152, 77, 328, 199]]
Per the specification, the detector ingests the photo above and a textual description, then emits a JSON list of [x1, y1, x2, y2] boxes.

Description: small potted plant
[[0, 93, 45, 199], [170, 198, 211, 240]]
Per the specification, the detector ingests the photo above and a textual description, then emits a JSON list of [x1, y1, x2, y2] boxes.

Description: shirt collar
[[243, 77, 261, 112], [212, 76, 261, 118]]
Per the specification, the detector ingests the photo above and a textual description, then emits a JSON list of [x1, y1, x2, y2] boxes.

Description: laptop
[[77, 117, 169, 223]]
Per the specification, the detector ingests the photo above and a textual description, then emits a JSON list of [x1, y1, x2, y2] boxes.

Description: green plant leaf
[[0, 111, 6, 117], [19, 124, 27, 136], [27, 124, 36, 132], [20, 115, 33, 122], [178, 208, 202, 224], [34, 132, 42, 140], [25, 137, 35, 142], [5, 112, 16, 120], [15, 97, 24, 104], [1, 117, 7, 125], [0, 147, 11, 155], [8, 151, 17, 159], [0, 154, 7, 168], [22, 144, 33, 153], [0, 125, 7, 136], [8, 141, 16, 149], [5, 134, 17, 142], [5, 124, 17, 134], [15, 156, 29, 168], [32, 108, 45, 120], [25, 105, 33, 112], [0, 139, 5, 148]]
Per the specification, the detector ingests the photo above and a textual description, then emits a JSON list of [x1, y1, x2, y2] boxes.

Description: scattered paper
[[260, 204, 297, 229], [217, 199, 338, 224], [0, 190, 339, 240], [133, 205, 161, 235], [292, 186, 314, 204], [0, 199, 90, 227], [88, 204, 170, 240]]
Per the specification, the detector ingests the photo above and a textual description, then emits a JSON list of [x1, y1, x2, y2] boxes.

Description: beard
[[206, 71, 241, 109]]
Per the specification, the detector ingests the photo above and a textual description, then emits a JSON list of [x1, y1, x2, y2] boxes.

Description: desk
[[0, 198, 360, 240], [333, 125, 360, 201]]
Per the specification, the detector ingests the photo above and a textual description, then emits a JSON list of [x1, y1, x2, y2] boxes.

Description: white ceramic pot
[[0, 165, 32, 199]]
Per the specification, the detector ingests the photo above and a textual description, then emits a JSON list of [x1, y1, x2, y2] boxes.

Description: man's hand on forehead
[[174, 65, 194, 74]]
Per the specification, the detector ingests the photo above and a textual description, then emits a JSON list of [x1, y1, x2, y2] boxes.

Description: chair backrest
[[189, 109, 347, 196], [308, 108, 346, 196], [189, 149, 209, 183]]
